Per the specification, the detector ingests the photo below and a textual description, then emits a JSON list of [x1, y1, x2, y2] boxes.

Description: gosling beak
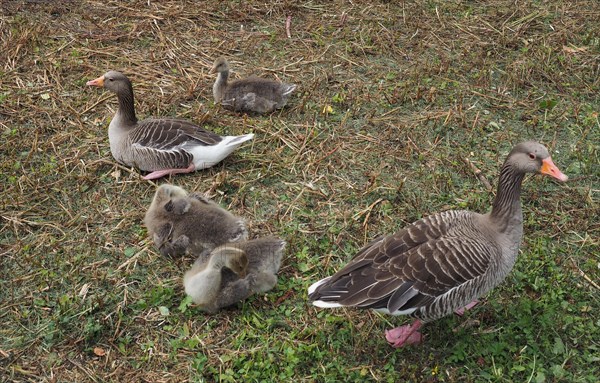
[[86, 75, 105, 87], [209, 66, 217, 74], [541, 157, 568, 182]]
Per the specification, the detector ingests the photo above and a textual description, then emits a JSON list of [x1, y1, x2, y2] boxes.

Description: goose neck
[[115, 83, 137, 127], [208, 252, 227, 270], [217, 70, 229, 85], [490, 162, 525, 226], [213, 71, 229, 102]]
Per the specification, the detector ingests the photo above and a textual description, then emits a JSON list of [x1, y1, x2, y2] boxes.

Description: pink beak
[[86, 75, 105, 87], [541, 157, 568, 182]]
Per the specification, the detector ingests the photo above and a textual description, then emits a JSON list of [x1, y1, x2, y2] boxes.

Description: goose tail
[[221, 133, 255, 147], [307, 276, 344, 308], [190, 133, 254, 170]]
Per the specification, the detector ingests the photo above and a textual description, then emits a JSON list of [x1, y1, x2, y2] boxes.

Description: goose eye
[[528, 153, 536, 160]]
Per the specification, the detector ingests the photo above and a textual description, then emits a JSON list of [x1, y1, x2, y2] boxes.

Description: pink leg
[[454, 300, 480, 316], [385, 319, 423, 348], [142, 164, 195, 180]]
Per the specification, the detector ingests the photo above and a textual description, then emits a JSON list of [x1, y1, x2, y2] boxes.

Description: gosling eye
[[528, 153, 536, 160], [108, 77, 114, 82]]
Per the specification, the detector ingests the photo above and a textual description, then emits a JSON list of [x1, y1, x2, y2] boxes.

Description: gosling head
[[215, 246, 248, 277], [209, 57, 230, 74]]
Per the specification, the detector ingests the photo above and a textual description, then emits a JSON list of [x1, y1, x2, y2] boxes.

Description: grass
[[1, 0, 598, 382]]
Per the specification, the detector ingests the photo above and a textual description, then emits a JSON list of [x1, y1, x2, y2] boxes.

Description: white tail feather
[[307, 276, 331, 295], [190, 133, 253, 169], [312, 300, 343, 308], [222, 133, 254, 146]]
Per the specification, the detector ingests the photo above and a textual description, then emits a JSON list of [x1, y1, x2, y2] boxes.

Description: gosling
[[144, 184, 247, 257]]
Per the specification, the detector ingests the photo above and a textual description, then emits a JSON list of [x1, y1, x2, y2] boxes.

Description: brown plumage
[[87, 70, 254, 180], [144, 184, 247, 257], [183, 237, 286, 313], [210, 57, 296, 114], [308, 141, 568, 347]]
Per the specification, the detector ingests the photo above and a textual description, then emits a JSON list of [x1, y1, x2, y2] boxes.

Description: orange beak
[[541, 157, 568, 182], [86, 75, 105, 87]]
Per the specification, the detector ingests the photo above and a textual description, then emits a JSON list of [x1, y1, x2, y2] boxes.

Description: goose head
[[157, 184, 188, 199], [86, 70, 132, 95], [215, 246, 248, 277], [507, 141, 568, 181], [150, 184, 189, 210], [209, 57, 230, 74]]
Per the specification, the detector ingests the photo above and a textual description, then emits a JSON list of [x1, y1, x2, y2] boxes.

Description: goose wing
[[126, 118, 223, 170], [132, 118, 223, 150], [309, 210, 499, 314], [226, 77, 285, 100]]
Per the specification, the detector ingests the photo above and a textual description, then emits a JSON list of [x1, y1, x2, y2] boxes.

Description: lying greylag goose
[[308, 141, 568, 347], [87, 71, 254, 180], [144, 184, 247, 257], [210, 57, 296, 114], [184, 237, 286, 313]]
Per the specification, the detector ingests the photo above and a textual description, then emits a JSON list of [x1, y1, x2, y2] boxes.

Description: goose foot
[[142, 164, 196, 180], [385, 319, 423, 348], [454, 300, 479, 316]]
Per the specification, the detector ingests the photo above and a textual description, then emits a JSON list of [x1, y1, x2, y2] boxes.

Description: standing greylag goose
[[144, 184, 247, 257], [87, 71, 254, 180], [308, 141, 568, 347], [210, 57, 296, 114], [184, 237, 286, 313]]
